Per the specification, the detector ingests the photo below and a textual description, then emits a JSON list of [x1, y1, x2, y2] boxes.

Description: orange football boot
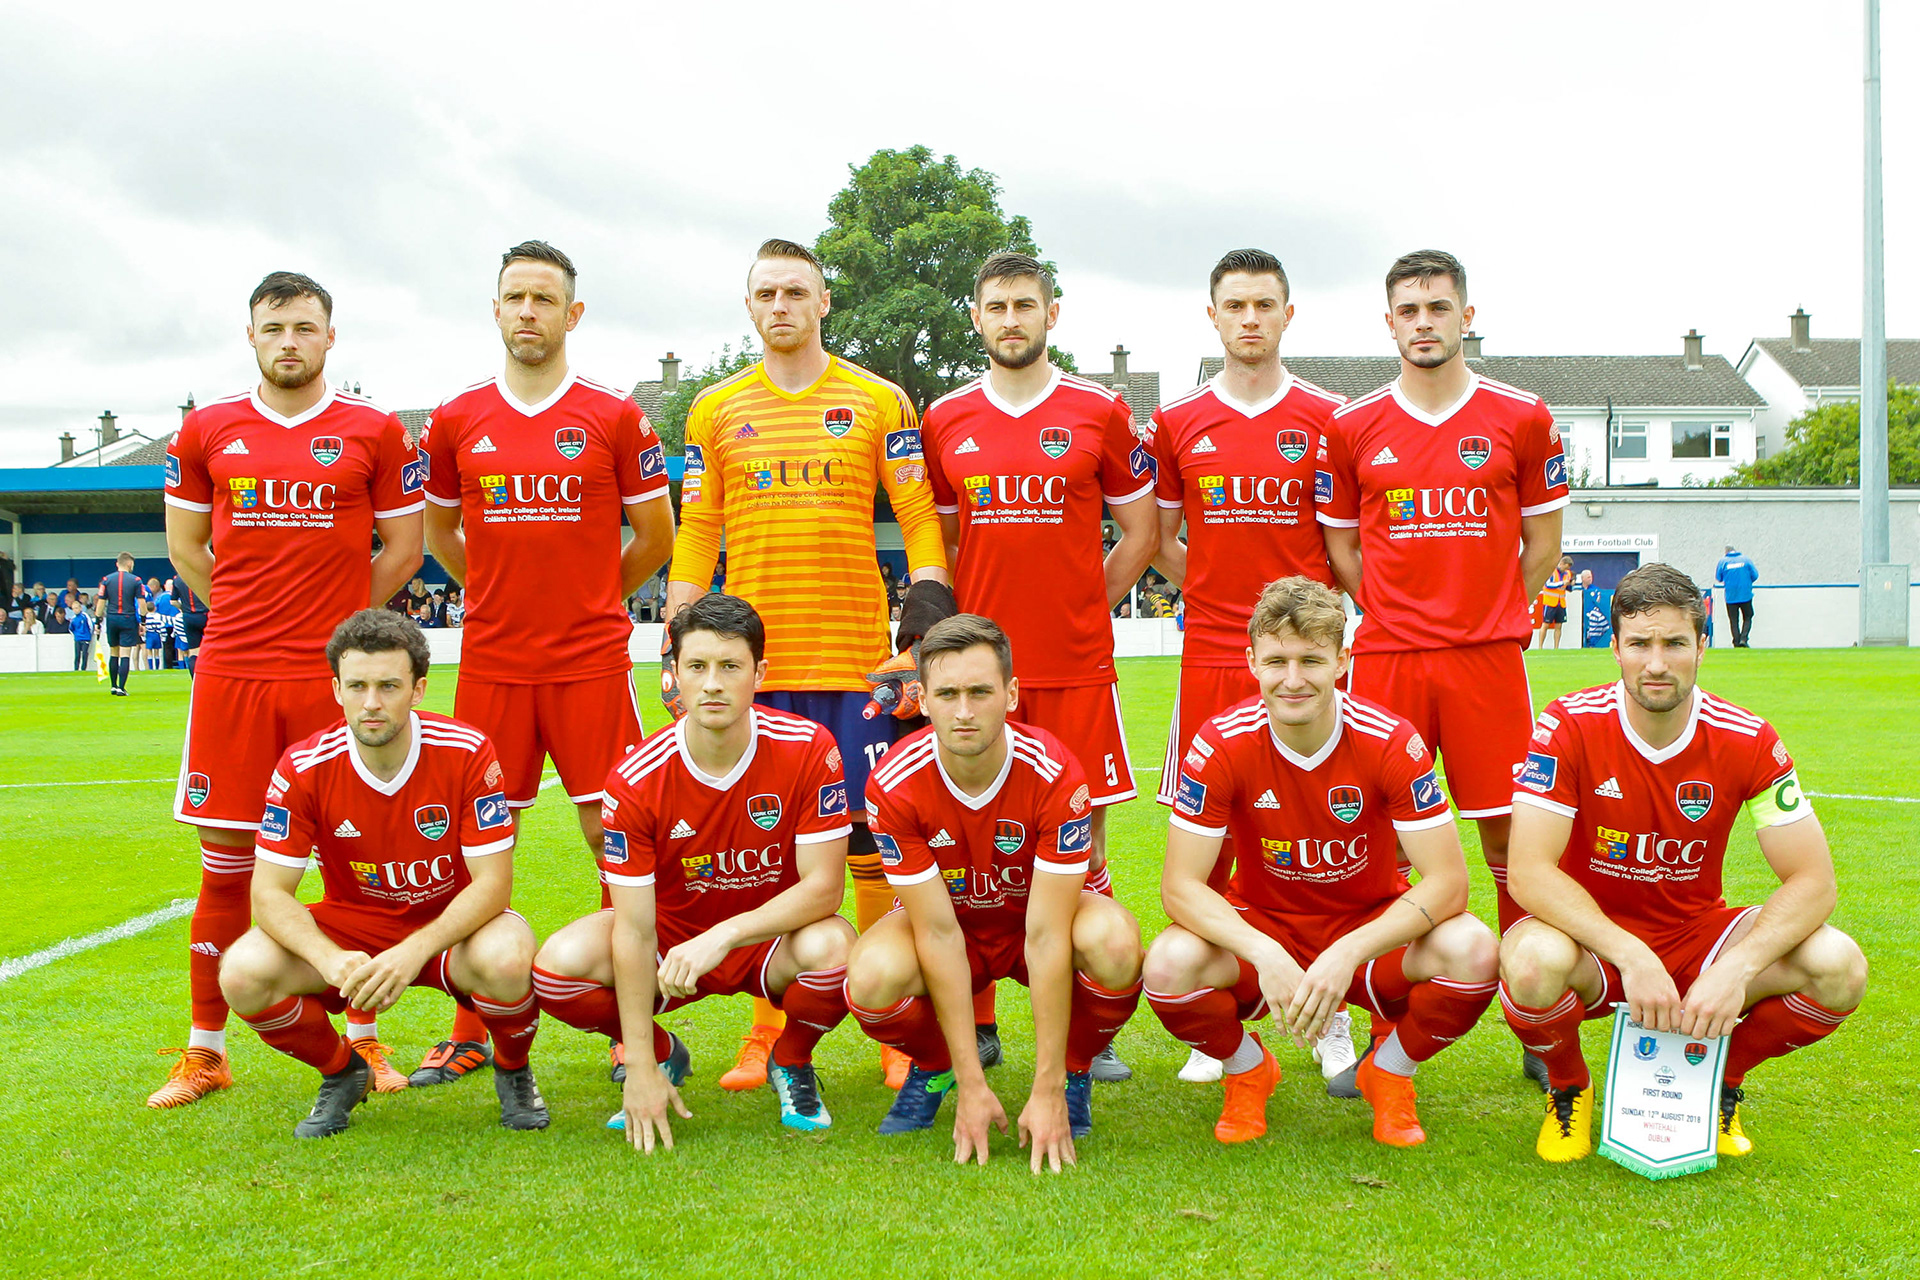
[[719, 1023, 780, 1091], [1355, 1051, 1427, 1147], [1213, 1035, 1279, 1144], [881, 1045, 912, 1091], [353, 1040, 408, 1093], [146, 1046, 233, 1109]]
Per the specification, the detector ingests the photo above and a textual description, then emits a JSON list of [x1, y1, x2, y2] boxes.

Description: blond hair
[[1248, 576, 1346, 649]]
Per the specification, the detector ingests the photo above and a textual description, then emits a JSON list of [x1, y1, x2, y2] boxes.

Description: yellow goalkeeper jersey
[[670, 356, 948, 692]]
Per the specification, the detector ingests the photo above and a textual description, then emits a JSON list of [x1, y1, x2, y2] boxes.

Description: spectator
[[1714, 545, 1759, 648], [444, 587, 465, 628], [69, 600, 94, 670], [16, 609, 43, 636], [405, 575, 431, 616], [48, 605, 71, 636], [1535, 554, 1574, 649]]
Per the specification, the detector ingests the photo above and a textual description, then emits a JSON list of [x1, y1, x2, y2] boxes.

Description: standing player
[[174, 577, 209, 677], [1316, 250, 1567, 1083], [97, 552, 147, 696], [147, 590, 179, 670], [418, 240, 675, 1085], [221, 611, 546, 1137], [846, 616, 1144, 1171], [921, 251, 1157, 1079], [666, 238, 950, 1089], [155, 271, 424, 1108], [531, 595, 856, 1144], [1499, 564, 1865, 1161], [1148, 248, 1351, 1088], [1146, 578, 1498, 1148]]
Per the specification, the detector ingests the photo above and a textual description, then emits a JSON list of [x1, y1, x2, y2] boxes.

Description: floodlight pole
[[1860, 0, 1899, 643]]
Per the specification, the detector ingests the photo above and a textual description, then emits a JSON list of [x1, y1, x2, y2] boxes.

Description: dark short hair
[[669, 592, 766, 665], [499, 240, 578, 301], [918, 613, 1013, 685], [1210, 248, 1290, 303], [327, 608, 431, 681], [249, 271, 333, 321], [116, 552, 134, 566], [1611, 563, 1706, 638], [1385, 249, 1466, 304], [973, 251, 1054, 304], [750, 238, 825, 288]]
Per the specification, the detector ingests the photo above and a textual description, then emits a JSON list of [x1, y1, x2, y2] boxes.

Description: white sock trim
[[346, 1017, 379, 1040], [1374, 1028, 1418, 1077], [188, 1026, 226, 1053], [1222, 1031, 1264, 1075]]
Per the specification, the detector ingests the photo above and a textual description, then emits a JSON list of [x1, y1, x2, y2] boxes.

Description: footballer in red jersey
[[845, 615, 1144, 1173], [530, 595, 854, 1147], [418, 241, 675, 1081], [1145, 578, 1498, 1149], [1317, 249, 1569, 963], [219, 611, 545, 1138], [1498, 565, 1864, 1163], [152, 272, 425, 1109]]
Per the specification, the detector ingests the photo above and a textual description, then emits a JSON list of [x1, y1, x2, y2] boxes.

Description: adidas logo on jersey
[[1594, 776, 1624, 799], [1254, 789, 1282, 810], [471, 435, 498, 453], [1191, 435, 1218, 454], [929, 829, 956, 848], [333, 819, 362, 838], [1371, 446, 1399, 465], [954, 436, 980, 454], [669, 819, 696, 839], [222, 439, 250, 455]]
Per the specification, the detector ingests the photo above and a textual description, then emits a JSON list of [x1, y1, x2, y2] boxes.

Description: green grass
[[1, 650, 1915, 1279]]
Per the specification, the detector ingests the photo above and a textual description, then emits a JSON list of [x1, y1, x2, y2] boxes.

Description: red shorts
[[1520, 905, 1761, 1020], [174, 673, 339, 830], [1346, 640, 1532, 817], [1226, 899, 1412, 1023], [456, 670, 643, 808], [654, 930, 782, 1013], [303, 904, 532, 1014], [1016, 682, 1135, 805], [1156, 664, 1258, 806]]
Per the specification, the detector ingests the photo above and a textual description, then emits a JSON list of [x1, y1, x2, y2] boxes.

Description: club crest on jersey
[[1676, 781, 1714, 821], [1199, 475, 1227, 508], [414, 805, 449, 840], [1327, 786, 1363, 823], [1684, 1042, 1709, 1066], [1260, 838, 1293, 870], [1457, 436, 1491, 470], [1038, 427, 1071, 459], [480, 474, 510, 505], [822, 406, 855, 438], [682, 853, 715, 880], [745, 459, 774, 491], [165, 454, 181, 486], [602, 831, 628, 864], [186, 772, 211, 808], [261, 803, 289, 841], [1385, 488, 1416, 521], [310, 436, 343, 467], [747, 793, 781, 830], [229, 477, 260, 511], [554, 427, 587, 460], [1276, 429, 1310, 463], [965, 474, 993, 508], [994, 820, 1026, 855], [1595, 826, 1630, 861], [885, 429, 922, 460]]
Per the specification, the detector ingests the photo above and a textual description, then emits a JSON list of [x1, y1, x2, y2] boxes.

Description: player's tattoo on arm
[[1399, 894, 1435, 927]]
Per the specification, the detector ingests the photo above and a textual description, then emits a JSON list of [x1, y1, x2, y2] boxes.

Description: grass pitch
[[1, 649, 1914, 1279]]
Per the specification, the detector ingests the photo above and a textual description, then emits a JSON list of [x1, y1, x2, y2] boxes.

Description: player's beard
[[350, 716, 406, 749], [258, 352, 323, 390], [989, 332, 1048, 372], [1401, 332, 1460, 369], [1625, 673, 1691, 715], [506, 333, 561, 368], [758, 319, 815, 356]]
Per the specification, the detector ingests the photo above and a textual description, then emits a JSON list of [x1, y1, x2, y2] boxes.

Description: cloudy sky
[[2, 1, 1912, 465]]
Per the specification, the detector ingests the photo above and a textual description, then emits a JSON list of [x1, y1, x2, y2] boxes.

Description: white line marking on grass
[[0, 898, 196, 983], [1809, 790, 1920, 805], [0, 777, 176, 789]]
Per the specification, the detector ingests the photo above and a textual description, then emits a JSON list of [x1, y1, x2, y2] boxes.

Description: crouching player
[[220, 610, 545, 1137], [846, 615, 1143, 1172], [1145, 578, 1497, 1148], [530, 594, 855, 1148], [1500, 563, 1866, 1162]]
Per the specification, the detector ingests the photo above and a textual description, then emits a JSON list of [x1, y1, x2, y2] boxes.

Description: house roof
[[51, 430, 172, 468], [1077, 370, 1159, 424], [1745, 338, 1920, 389], [395, 409, 431, 444], [1196, 354, 1766, 409], [629, 378, 673, 423]]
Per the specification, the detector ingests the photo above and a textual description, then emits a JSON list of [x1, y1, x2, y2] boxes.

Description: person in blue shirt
[[98, 552, 148, 694], [1714, 545, 1760, 648], [142, 600, 169, 670]]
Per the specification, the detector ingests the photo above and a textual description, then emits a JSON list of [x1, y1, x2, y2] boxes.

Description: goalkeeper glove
[[659, 630, 687, 720]]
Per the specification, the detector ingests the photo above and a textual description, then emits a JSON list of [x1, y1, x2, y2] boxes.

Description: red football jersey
[[1170, 693, 1451, 944], [867, 721, 1092, 940], [422, 372, 670, 683], [1152, 374, 1342, 665], [1512, 682, 1811, 949], [597, 707, 850, 945], [163, 384, 424, 679], [1316, 373, 1569, 653], [924, 370, 1156, 687], [254, 712, 514, 939]]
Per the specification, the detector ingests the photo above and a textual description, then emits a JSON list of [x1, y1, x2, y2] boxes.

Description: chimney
[[59, 432, 75, 462], [1789, 308, 1811, 352], [661, 352, 681, 394], [98, 410, 119, 444], [179, 394, 195, 424], [1110, 344, 1130, 389], [1462, 331, 1484, 359], [1682, 330, 1704, 371]]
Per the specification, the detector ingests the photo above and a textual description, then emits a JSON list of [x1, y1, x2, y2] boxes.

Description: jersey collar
[[1207, 370, 1293, 419], [348, 712, 423, 796], [934, 726, 1018, 810], [676, 709, 760, 791], [1266, 693, 1344, 770], [1614, 681, 1703, 764], [1388, 370, 1480, 427], [979, 365, 1063, 419], [249, 381, 337, 429], [493, 369, 577, 417]]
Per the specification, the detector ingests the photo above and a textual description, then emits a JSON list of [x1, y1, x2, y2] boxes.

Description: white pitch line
[[0, 898, 196, 983], [0, 777, 176, 789], [1809, 790, 1920, 805]]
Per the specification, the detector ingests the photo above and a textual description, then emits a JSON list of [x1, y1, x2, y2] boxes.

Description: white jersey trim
[[795, 824, 854, 845], [249, 381, 339, 430], [254, 847, 312, 870], [1392, 810, 1456, 833], [1037, 858, 1090, 876], [979, 366, 1065, 419], [424, 491, 462, 508], [1511, 792, 1577, 818], [1169, 813, 1228, 838], [1387, 373, 1480, 428], [622, 488, 671, 504], [493, 370, 578, 418], [373, 499, 427, 519], [463, 835, 515, 857], [884, 865, 940, 888], [1103, 478, 1156, 507], [163, 495, 215, 513], [604, 870, 656, 888], [1519, 495, 1571, 518], [1315, 512, 1361, 528]]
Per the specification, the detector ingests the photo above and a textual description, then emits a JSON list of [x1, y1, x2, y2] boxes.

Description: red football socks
[[1392, 975, 1497, 1063], [470, 989, 540, 1071], [1066, 972, 1141, 1072], [189, 840, 254, 1032], [1145, 985, 1246, 1062], [530, 967, 673, 1061], [1725, 993, 1853, 1086], [239, 995, 352, 1074], [848, 991, 952, 1073], [771, 967, 848, 1068], [1499, 984, 1591, 1090], [449, 1002, 490, 1046]]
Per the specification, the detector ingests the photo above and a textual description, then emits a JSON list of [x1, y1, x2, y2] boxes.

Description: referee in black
[[98, 551, 147, 696], [172, 577, 209, 678]]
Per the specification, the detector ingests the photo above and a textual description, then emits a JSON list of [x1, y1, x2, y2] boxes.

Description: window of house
[[1713, 422, 1732, 457], [1612, 420, 1647, 459], [1671, 420, 1730, 459]]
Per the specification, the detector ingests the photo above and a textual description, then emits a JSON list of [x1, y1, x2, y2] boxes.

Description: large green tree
[[815, 146, 1071, 410], [1718, 382, 1919, 486], [651, 339, 759, 454]]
